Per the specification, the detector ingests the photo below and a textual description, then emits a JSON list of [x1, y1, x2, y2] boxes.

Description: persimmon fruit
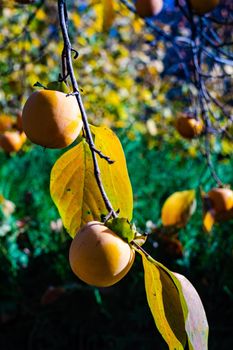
[[208, 188, 233, 214], [0, 115, 15, 132], [69, 221, 135, 287], [203, 188, 233, 231], [22, 90, 82, 149], [0, 131, 26, 154], [190, 0, 219, 15], [135, 0, 163, 18], [175, 115, 203, 139]]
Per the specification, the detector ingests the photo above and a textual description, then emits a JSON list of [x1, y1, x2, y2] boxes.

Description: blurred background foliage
[[0, 0, 233, 349]]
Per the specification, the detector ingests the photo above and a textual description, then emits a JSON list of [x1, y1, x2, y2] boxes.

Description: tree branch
[[57, 0, 117, 218]]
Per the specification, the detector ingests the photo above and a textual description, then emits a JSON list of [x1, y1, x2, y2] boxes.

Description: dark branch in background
[[57, 0, 117, 218], [185, 0, 225, 187], [119, 0, 191, 81], [120, 0, 232, 187]]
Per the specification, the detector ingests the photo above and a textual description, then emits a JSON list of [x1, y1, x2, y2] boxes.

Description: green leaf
[[46, 81, 70, 93], [105, 217, 136, 242], [50, 126, 133, 238], [33, 81, 46, 89]]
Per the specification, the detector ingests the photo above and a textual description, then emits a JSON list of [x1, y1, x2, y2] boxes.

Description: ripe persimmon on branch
[[57, 0, 151, 256]]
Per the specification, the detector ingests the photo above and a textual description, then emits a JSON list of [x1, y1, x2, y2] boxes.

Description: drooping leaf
[[50, 126, 133, 238], [102, 0, 115, 32], [140, 251, 186, 349], [155, 261, 209, 349], [172, 272, 209, 350], [161, 189, 196, 228], [139, 250, 208, 350]]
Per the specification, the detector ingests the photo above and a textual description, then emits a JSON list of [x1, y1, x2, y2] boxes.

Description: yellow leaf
[[105, 90, 121, 106], [172, 272, 209, 350], [36, 9, 46, 21], [91, 3, 102, 33], [71, 13, 81, 28], [162, 190, 196, 228], [91, 125, 133, 216], [203, 210, 215, 233], [140, 252, 186, 349], [102, 0, 115, 32], [50, 126, 133, 238], [132, 19, 143, 34], [138, 250, 208, 350]]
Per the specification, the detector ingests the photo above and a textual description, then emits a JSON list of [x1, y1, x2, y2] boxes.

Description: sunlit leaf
[[203, 210, 215, 233], [172, 272, 209, 350], [139, 250, 209, 350], [50, 126, 133, 238], [140, 252, 186, 349], [162, 190, 196, 228]]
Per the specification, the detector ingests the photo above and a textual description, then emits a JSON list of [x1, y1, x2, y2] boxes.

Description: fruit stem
[[131, 240, 151, 259], [57, 0, 117, 218]]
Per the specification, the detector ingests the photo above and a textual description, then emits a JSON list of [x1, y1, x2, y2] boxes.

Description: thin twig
[[92, 147, 115, 164], [57, 0, 117, 218], [185, 0, 225, 187]]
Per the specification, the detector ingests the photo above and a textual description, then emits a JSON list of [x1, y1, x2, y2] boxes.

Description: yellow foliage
[[50, 126, 133, 238], [221, 139, 233, 155], [140, 253, 186, 349], [36, 9, 46, 21], [139, 250, 208, 350], [203, 210, 215, 233], [161, 190, 196, 228], [71, 13, 81, 27]]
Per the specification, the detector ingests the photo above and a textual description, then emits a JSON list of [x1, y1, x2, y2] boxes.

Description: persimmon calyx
[[105, 217, 136, 243]]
